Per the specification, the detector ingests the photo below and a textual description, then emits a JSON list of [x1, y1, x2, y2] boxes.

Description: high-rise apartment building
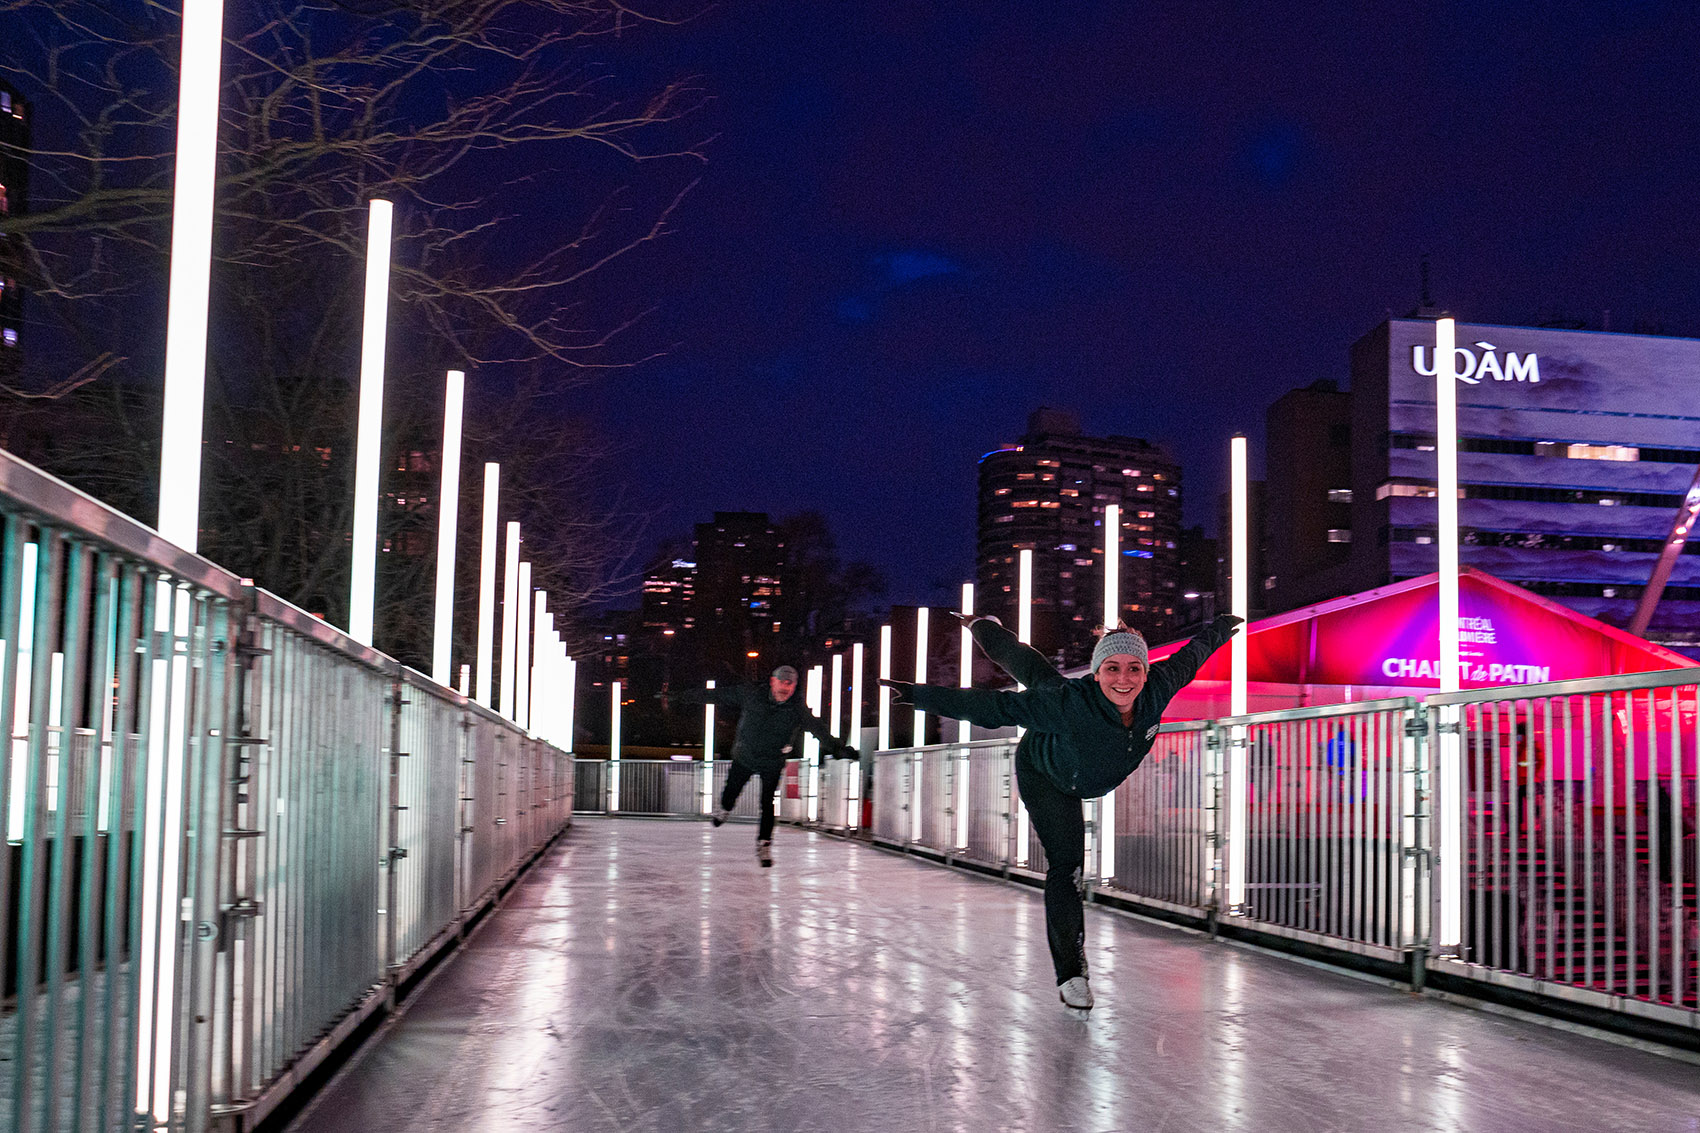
[[641, 555, 697, 633], [976, 408, 1182, 664], [689, 511, 785, 669], [0, 81, 29, 382], [1264, 379, 1354, 613]]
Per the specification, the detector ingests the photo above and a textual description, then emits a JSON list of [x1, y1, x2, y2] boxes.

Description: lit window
[[1, 328, 15, 347], [1060, 488, 1079, 497], [995, 487, 1011, 495], [1326, 529, 1352, 543], [1058, 543, 1076, 551], [996, 515, 1013, 523], [1327, 489, 1353, 504], [1136, 484, 1154, 493], [1017, 473, 1036, 481], [1138, 511, 1155, 519], [1121, 468, 1141, 477]]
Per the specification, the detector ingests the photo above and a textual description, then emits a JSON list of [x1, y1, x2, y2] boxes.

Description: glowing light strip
[[878, 626, 892, 751], [830, 653, 843, 737], [956, 582, 972, 850], [1228, 435, 1249, 910], [562, 657, 576, 753], [156, 0, 227, 553], [6, 543, 36, 844], [911, 607, 928, 840], [530, 589, 547, 736], [609, 681, 622, 811], [849, 642, 864, 829], [1435, 317, 1464, 948], [431, 371, 465, 684], [1099, 787, 1116, 880], [805, 666, 822, 822], [474, 464, 498, 706], [348, 199, 394, 646], [499, 522, 519, 719], [1016, 549, 1032, 865], [1103, 502, 1120, 628], [702, 680, 716, 814], [515, 562, 531, 730]]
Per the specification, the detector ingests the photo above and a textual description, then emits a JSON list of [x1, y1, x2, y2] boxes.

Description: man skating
[[679, 665, 860, 867]]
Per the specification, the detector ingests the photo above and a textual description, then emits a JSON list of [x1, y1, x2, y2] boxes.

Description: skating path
[[292, 818, 1700, 1133]]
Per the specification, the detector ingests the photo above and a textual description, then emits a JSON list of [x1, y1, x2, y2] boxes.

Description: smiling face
[[769, 675, 798, 703], [1094, 654, 1148, 714]]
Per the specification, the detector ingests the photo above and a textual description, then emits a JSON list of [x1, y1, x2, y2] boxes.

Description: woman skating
[[881, 612, 1241, 1009]]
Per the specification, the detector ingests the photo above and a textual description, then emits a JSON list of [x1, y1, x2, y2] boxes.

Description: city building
[[1269, 316, 1700, 645], [977, 407, 1182, 665], [0, 80, 29, 383], [1263, 379, 1353, 613], [688, 510, 785, 677], [640, 554, 696, 633]]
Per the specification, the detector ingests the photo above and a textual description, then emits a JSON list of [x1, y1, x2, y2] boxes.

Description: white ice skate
[[1058, 976, 1094, 1010], [710, 805, 729, 827], [756, 840, 773, 867]]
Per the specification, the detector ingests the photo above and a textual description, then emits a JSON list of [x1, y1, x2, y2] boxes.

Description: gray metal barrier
[[0, 449, 571, 1133]]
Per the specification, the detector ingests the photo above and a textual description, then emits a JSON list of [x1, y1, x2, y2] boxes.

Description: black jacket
[[904, 618, 1235, 799], [678, 683, 856, 774]]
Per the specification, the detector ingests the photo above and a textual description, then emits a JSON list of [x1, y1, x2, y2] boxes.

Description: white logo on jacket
[[1145, 725, 1158, 740]]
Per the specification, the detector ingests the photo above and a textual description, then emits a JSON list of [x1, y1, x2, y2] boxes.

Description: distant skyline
[[573, 1, 1700, 611]]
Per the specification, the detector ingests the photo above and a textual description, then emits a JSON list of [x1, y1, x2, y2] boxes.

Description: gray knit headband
[[1091, 629, 1148, 674]]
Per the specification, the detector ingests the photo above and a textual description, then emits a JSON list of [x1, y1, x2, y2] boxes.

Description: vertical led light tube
[[1435, 316, 1465, 948], [913, 606, 929, 745], [805, 665, 823, 822], [701, 679, 716, 814], [348, 199, 395, 647], [499, 522, 520, 719], [1016, 549, 1033, 864], [1227, 435, 1250, 910], [877, 626, 892, 751], [459, 665, 470, 697], [849, 642, 865, 828], [431, 370, 465, 684], [474, 464, 499, 706], [515, 562, 532, 729], [562, 657, 577, 752], [156, 0, 227, 553], [609, 680, 622, 812], [1103, 502, 1120, 628], [956, 583, 973, 850], [530, 588, 548, 734], [830, 653, 844, 736]]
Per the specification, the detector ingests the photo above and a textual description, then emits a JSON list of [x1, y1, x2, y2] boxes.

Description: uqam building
[[1265, 316, 1700, 659]]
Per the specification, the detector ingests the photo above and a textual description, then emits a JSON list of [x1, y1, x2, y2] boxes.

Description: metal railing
[[0, 448, 571, 1133]]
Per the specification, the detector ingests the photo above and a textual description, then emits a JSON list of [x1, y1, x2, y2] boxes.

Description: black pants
[[720, 760, 781, 841], [973, 618, 1089, 984], [1017, 754, 1088, 984]]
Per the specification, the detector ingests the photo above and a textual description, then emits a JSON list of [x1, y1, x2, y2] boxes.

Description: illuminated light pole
[[1103, 502, 1120, 628], [474, 464, 498, 707], [805, 665, 823, 822], [956, 583, 973, 850], [499, 522, 520, 719], [562, 656, 577, 752], [1223, 435, 1251, 913], [830, 652, 844, 824], [1016, 548, 1033, 865], [878, 625, 892, 752], [849, 642, 865, 829], [1099, 507, 1121, 879], [348, 199, 395, 647], [458, 665, 470, 697], [431, 370, 465, 684], [515, 562, 532, 730], [701, 679, 717, 815], [1435, 316, 1465, 952], [609, 680, 622, 812], [911, 607, 929, 841], [156, 0, 226, 554]]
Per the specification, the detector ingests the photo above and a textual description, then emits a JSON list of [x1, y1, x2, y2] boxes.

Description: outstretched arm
[[798, 711, 860, 759], [1144, 614, 1244, 708], [881, 677, 1067, 733], [948, 613, 1065, 691]]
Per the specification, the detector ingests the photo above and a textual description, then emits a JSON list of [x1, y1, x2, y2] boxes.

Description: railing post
[[383, 679, 406, 1004], [1204, 721, 1225, 935]]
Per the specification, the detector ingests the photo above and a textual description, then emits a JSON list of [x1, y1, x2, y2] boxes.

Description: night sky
[[579, 1, 1700, 610]]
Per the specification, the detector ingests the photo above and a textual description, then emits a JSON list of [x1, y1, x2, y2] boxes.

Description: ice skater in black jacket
[[881, 613, 1241, 1009], [678, 665, 860, 867]]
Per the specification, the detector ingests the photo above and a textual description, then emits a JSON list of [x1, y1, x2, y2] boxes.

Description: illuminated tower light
[[475, 464, 499, 707], [349, 199, 395, 647], [431, 370, 465, 685]]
